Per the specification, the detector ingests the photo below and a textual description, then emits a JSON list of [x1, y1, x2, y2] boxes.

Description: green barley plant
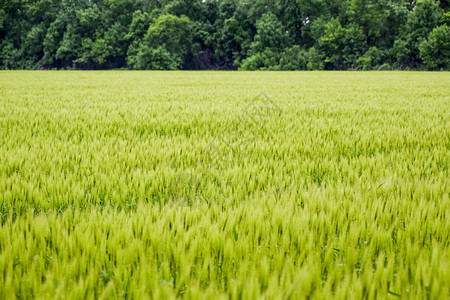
[[0, 71, 449, 299]]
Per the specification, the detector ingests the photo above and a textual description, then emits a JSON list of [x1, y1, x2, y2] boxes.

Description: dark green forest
[[1, 0, 449, 70]]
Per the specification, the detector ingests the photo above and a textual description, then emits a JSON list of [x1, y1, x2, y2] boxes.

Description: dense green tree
[[298, 0, 347, 48], [43, 16, 65, 66], [357, 46, 386, 70], [419, 24, 450, 69], [249, 13, 291, 54], [131, 14, 192, 70], [347, 0, 394, 46], [55, 24, 81, 66], [392, 0, 442, 68], [278, 45, 308, 70], [306, 46, 324, 70], [274, 0, 303, 42], [318, 18, 346, 68], [240, 13, 291, 70], [0, 0, 448, 70], [210, 0, 253, 69], [125, 10, 152, 68], [162, 0, 207, 22], [341, 23, 366, 68]]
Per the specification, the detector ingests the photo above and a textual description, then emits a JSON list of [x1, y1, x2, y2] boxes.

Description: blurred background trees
[[0, 0, 448, 70]]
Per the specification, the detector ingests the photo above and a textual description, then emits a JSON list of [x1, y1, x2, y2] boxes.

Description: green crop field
[[0, 71, 449, 299]]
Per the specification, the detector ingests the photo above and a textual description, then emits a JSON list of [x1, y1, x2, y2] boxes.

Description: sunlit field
[[0, 71, 449, 299]]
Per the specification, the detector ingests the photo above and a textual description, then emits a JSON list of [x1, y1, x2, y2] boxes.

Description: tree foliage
[[130, 14, 192, 70], [0, 0, 448, 70], [419, 24, 450, 69]]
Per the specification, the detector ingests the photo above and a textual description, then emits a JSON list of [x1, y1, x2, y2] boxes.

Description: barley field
[[0, 71, 449, 299]]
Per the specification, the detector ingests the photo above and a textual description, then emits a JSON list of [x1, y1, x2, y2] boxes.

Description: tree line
[[1, 0, 449, 70]]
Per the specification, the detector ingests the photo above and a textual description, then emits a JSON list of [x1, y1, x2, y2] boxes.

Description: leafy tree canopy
[[0, 0, 448, 70]]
